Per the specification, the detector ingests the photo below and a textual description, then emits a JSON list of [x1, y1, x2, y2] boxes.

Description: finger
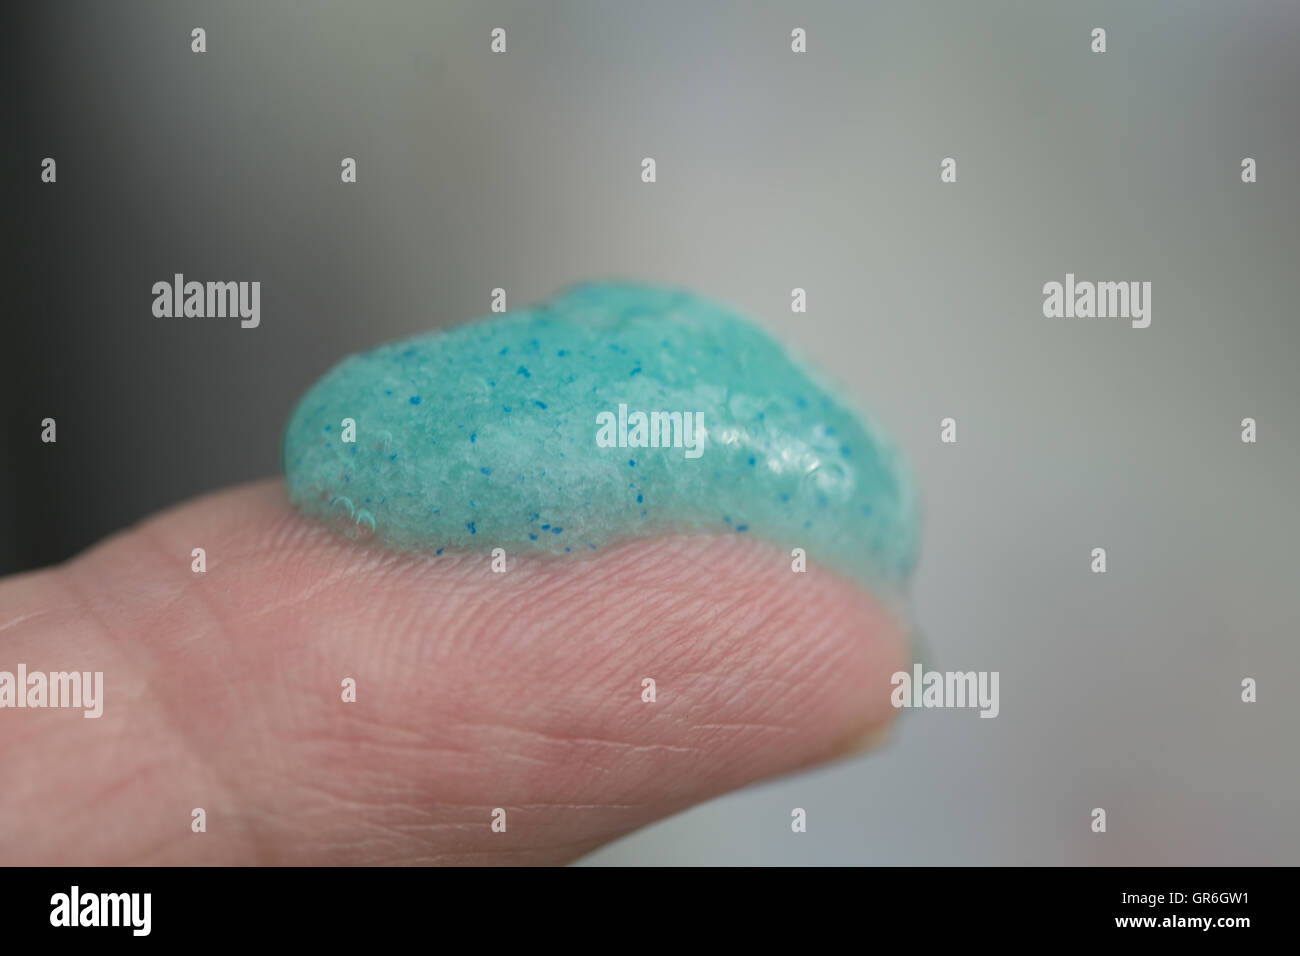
[[0, 477, 908, 864]]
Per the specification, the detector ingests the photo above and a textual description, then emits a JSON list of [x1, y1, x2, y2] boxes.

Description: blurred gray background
[[4, 0, 1297, 864]]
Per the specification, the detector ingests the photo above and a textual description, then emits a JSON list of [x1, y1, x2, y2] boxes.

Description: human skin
[[0, 478, 906, 865]]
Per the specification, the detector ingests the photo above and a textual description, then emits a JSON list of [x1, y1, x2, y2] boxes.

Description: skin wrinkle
[[283, 763, 617, 863], [115, 517, 335, 860], [453, 720, 703, 758], [133, 523, 241, 701], [0, 573, 157, 857], [0, 608, 54, 635], [56, 556, 266, 866], [128, 525, 292, 794]]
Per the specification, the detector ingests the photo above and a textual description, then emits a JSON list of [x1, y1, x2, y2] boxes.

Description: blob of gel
[[282, 282, 919, 591]]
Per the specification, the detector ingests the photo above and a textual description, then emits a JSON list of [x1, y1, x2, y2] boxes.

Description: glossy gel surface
[[283, 282, 919, 590]]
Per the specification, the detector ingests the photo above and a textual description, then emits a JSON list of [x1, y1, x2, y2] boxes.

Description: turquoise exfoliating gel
[[283, 282, 919, 591]]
